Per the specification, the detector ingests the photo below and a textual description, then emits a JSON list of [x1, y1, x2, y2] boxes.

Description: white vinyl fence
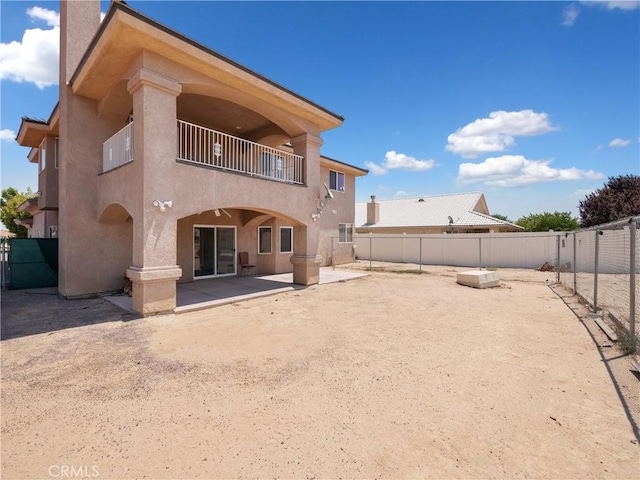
[[355, 232, 560, 270]]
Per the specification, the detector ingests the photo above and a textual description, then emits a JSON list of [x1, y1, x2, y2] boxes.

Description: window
[[280, 227, 293, 253], [39, 142, 46, 172], [339, 223, 353, 243], [329, 170, 345, 192], [258, 226, 272, 254]]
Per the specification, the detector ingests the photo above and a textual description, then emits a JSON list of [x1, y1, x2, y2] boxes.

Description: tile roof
[[355, 192, 522, 229]]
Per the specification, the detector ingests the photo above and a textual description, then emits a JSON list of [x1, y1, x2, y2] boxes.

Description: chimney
[[60, 0, 101, 85], [367, 195, 379, 225]]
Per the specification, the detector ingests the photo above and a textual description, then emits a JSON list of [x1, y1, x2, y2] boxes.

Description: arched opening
[[176, 205, 304, 282]]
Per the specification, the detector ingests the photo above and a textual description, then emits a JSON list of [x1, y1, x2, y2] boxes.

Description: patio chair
[[238, 251, 256, 276]]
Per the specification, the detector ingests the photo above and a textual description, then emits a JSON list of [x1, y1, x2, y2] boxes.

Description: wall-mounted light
[[153, 200, 172, 212], [312, 183, 335, 221]]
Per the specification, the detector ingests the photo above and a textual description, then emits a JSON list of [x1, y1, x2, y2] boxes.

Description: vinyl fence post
[[594, 229, 600, 313], [478, 237, 482, 269], [369, 233, 372, 270], [419, 237, 422, 272], [556, 234, 561, 282], [573, 232, 577, 294], [630, 219, 637, 353]]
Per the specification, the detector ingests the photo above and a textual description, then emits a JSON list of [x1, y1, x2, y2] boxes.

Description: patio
[[106, 268, 367, 314]]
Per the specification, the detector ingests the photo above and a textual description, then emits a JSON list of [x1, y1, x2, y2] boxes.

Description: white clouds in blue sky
[[0, 7, 59, 88], [563, 4, 581, 27], [582, 1, 640, 11], [365, 151, 435, 176], [609, 138, 631, 147], [0, 1, 637, 221], [0, 129, 16, 142], [564, 0, 640, 27], [458, 155, 604, 188], [445, 110, 558, 159]]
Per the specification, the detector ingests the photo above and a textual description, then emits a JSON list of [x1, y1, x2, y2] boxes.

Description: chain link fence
[[558, 217, 638, 350]]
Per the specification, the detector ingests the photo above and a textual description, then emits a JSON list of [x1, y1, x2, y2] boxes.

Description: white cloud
[[563, 3, 581, 26], [0, 7, 60, 89], [395, 190, 410, 197], [384, 151, 435, 171], [457, 155, 604, 187], [609, 137, 631, 147], [364, 161, 387, 176], [581, 1, 640, 10], [27, 6, 60, 27], [365, 151, 436, 175], [0, 129, 16, 142], [446, 110, 558, 158]]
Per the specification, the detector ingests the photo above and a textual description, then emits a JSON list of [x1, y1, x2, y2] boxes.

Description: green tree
[[516, 211, 579, 232], [0, 187, 34, 238], [491, 213, 513, 223], [578, 175, 640, 228]]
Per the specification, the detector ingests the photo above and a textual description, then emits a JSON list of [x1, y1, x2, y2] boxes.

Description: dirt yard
[[2, 266, 639, 479]]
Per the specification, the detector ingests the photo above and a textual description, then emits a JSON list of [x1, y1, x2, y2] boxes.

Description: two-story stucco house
[[16, 0, 367, 316]]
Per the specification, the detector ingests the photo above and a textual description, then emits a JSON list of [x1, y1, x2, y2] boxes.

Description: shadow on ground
[[550, 284, 640, 443], [1, 288, 137, 341]]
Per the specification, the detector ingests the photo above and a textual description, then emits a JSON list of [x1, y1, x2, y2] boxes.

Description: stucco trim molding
[[127, 68, 182, 97], [289, 254, 323, 266], [126, 265, 182, 283]]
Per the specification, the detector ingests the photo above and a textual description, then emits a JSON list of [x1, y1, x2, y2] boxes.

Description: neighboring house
[[356, 193, 523, 234], [16, 0, 367, 316]]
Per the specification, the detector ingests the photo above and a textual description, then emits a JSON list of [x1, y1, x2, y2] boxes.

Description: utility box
[[456, 270, 500, 289]]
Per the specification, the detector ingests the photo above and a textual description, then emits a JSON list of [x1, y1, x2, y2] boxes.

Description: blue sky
[[1, 0, 638, 222]]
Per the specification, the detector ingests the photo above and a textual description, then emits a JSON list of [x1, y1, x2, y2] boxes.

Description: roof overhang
[[17, 197, 39, 214], [71, 2, 343, 133], [321, 156, 368, 177], [16, 104, 59, 148], [14, 218, 33, 228]]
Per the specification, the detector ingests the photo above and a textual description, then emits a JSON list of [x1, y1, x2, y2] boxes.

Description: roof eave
[[70, 2, 344, 131]]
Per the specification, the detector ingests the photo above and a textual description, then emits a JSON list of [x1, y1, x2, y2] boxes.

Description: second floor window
[[329, 170, 345, 192]]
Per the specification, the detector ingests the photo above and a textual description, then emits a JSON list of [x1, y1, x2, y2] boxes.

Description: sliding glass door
[[194, 226, 236, 278]]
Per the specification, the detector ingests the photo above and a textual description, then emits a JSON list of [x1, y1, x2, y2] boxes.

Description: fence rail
[[356, 217, 639, 351], [103, 122, 134, 173], [177, 120, 304, 185]]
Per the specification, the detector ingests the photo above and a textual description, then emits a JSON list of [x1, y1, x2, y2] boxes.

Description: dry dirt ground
[[1, 265, 639, 479]]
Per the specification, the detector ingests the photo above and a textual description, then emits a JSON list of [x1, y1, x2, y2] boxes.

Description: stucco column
[[290, 133, 323, 285], [126, 69, 182, 316]]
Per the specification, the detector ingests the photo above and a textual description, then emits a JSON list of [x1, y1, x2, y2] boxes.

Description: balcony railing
[[177, 120, 304, 185], [103, 122, 133, 173]]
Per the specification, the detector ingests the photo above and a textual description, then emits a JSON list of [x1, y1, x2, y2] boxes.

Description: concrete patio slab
[[105, 268, 367, 314]]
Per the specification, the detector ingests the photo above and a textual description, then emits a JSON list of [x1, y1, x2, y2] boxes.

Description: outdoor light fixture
[[153, 200, 172, 212], [312, 184, 335, 221]]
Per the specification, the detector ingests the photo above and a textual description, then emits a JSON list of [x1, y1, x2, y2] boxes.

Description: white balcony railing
[[177, 120, 304, 185], [103, 122, 133, 173]]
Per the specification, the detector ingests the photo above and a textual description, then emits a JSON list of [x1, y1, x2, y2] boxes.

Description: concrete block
[[456, 270, 500, 289]]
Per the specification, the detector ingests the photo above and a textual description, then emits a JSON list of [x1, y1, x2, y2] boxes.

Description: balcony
[[103, 121, 133, 173], [177, 120, 304, 185], [102, 120, 304, 185]]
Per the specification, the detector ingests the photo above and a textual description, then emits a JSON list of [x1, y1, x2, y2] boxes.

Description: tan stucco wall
[[317, 164, 357, 265], [53, 1, 364, 311], [37, 135, 59, 211]]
